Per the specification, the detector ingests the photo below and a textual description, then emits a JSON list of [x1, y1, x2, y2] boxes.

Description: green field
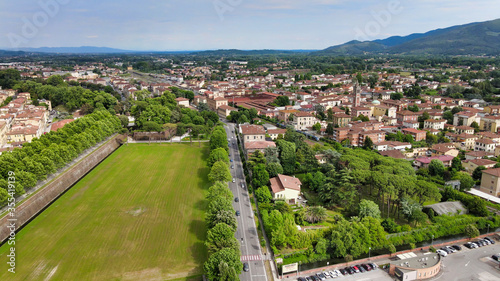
[[0, 143, 210, 281]]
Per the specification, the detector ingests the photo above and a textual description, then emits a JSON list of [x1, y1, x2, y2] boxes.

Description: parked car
[[370, 263, 378, 269], [452, 245, 462, 251], [485, 237, 496, 244], [328, 270, 336, 277], [235, 210, 240, 216], [316, 273, 326, 280], [436, 249, 448, 257], [235, 197, 239, 202], [231, 165, 234, 169], [334, 269, 342, 276], [323, 271, 331, 278], [243, 262, 249, 272], [297, 277, 306, 281], [230, 159, 233, 162], [344, 267, 352, 275], [339, 268, 347, 275], [310, 275, 319, 281], [304, 277, 312, 281], [361, 264, 371, 271], [351, 265, 360, 273], [445, 246, 456, 253]]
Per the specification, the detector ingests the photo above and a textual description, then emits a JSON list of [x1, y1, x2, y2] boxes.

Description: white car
[[436, 249, 447, 257], [232, 178, 235, 183]]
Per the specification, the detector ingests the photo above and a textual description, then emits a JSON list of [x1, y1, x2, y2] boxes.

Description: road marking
[[465, 261, 470, 267]]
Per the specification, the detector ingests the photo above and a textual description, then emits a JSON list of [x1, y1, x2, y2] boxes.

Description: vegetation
[[0, 144, 210, 280]]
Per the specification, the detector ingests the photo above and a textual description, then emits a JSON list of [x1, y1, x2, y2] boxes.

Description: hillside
[[318, 18, 500, 56]]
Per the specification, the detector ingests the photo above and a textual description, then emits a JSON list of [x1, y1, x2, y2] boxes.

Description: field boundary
[[0, 134, 126, 244]]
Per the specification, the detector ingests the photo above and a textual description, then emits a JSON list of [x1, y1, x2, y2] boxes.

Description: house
[[396, 110, 418, 124], [269, 174, 302, 204], [267, 129, 287, 140], [351, 107, 371, 118], [431, 143, 459, 158], [217, 105, 238, 118], [50, 119, 74, 132], [0, 121, 7, 146], [465, 151, 494, 160], [378, 150, 406, 159], [480, 115, 500, 133], [453, 111, 479, 126], [484, 105, 500, 115], [293, 111, 318, 131], [402, 128, 427, 141], [244, 141, 276, 157], [315, 154, 327, 164], [240, 124, 266, 143], [175, 97, 190, 107], [374, 141, 411, 152], [424, 119, 446, 131], [207, 97, 228, 111], [332, 113, 351, 128], [278, 108, 299, 123], [414, 155, 454, 168], [463, 159, 497, 173], [479, 168, 500, 196], [455, 126, 474, 135], [474, 139, 497, 153]]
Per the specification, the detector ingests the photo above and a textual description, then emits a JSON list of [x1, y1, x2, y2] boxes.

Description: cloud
[[86, 35, 98, 38]]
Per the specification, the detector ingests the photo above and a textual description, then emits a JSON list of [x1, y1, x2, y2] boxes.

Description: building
[[240, 124, 266, 143], [217, 105, 238, 118], [269, 174, 302, 204], [267, 129, 287, 140], [453, 111, 479, 126], [0, 121, 7, 146], [480, 115, 500, 133], [374, 141, 411, 152], [244, 141, 276, 157], [480, 168, 500, 196], [455, 126, 474, 134], [351, 107, 371, 118], [175, 97, 190, 107], [423, 119, 446, 130], [389, 253, 441, 281], [413, 155, 454, 168], [332, 113, 351, 128], [463, 159, 497, 173], [292, 111, 318, 131], [207, 97, 228, 111], [474, 138, 497, 153], [396, 110, 418, 124], [402, 128, 426, 141]]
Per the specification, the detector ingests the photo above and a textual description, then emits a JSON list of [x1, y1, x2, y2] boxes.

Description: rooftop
[[390, 253, 441, 270]]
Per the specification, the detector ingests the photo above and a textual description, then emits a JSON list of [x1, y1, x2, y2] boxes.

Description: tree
[[471, 121, 480, 133], [274, 96, 290, 106], [390, 92, 403, 100], [204, 248, 242, 281], [46, 75, 64, 86], [205, 223, 239, 254], [276, 140, 296, 175], [208, 161, 232, 183], [464, 224, 480, 239], [255, 186, 273, 203], [252, 164, 269, 187], [312, 122, 321, 133], [207, 182, 233, 202], [208, 148, 229, 167], [453, 172, 475, 191], [472, 166, 486, 181], [358, 199, 381, 219], [304, 206, 328, 223], [266, 162, 283, 178], [326, 123, 334, 136], [363, 136, 374, 150], [118, 115, 129, 127], [428, 159, 445, 177], [142, 121, 162, 132], [451, 157, 463, 172], [210, 129, 228, 151]]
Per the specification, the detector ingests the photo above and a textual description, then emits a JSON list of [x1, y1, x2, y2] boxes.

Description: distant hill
[[0, 50, 27, 57], [191, 49, 314, 56], [13, 46, 134, 54], [317, 18, 500, 56]]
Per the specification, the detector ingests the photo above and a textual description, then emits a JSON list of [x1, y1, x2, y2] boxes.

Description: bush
[[429, 246, 436, 252]]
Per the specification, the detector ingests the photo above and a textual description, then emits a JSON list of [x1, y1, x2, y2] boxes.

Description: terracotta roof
[[244, 141, 276, 150], [240, 124, 266, 135], [270, 174, 302, 194], [51, 119, 74, 132], [415, 155, 454, 164], [483, 168, 500, 177], [476, 139, 496, 145], [467, 159, 497, 167], [379, 150, 406, 159], [267, 129, 287, 135]]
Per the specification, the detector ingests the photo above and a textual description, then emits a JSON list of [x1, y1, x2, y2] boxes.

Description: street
[[224, 122, 269, 281]]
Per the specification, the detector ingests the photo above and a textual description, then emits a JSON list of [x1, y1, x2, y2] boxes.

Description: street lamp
[[431, 235, 434, 246], [299, 261, 301, 276], [369, 247, 371, 259], [487, 224, 490, 234]]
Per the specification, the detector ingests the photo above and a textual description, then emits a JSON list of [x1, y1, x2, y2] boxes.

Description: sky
[[0, 0, 499, 51]]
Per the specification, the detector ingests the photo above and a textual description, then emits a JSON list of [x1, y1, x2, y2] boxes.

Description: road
[[224, 122, 269, 281]]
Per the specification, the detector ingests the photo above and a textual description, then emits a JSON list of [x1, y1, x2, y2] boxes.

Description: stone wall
[[0, 135, 126, 243]]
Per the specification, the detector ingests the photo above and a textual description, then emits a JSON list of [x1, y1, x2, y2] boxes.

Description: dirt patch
[[126, 207, 147, 217], [121, 268, 163, 281], [43, 264, 59, 281]]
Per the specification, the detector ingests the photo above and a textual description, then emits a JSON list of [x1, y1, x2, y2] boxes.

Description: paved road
[[224, 122, 269, 281]]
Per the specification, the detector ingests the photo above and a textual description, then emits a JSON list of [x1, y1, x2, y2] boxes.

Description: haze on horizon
[[1, 0, 499, 51]]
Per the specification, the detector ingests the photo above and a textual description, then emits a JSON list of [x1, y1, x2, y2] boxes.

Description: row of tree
[[0, 110, 122, 206], [204, 125, 242, 281]]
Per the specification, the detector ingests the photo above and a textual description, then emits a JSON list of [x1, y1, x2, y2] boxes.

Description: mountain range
[[2, 18, 500, 56], [317, 18, 500, 56]]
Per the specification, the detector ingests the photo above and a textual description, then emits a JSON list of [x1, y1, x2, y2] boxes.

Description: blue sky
[[1, 0, 499, 51]]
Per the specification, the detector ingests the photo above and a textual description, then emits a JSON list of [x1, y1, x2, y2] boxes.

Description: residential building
[[402, 128, 426, 141], [207, 97, 228, 111], [424, 119, 446, 131], [244, 141, 276, 157], [480, 115, 500, 133], [217, 105, 238, 118], [396, 110, 418, 124], [175, 97, 190, 107], [351, 107, 371, 118], [293, 111, 318, 131], [484, 105, 500, 115], [431, 143, 459, 158], [480, 168, 500, 196], [475, 139, 497, 153], [453, 111, 479, 126], [463, 159, 497, 173], [374, 141, 411, 152], [332, 113, 351, 128], [269, 174, 302, 204], [413, 155, 454, 168], [240, 124, 266, 143], [267, 129, 287, 140], [455, 126, 474, 134], [0, 121, 7, 146]]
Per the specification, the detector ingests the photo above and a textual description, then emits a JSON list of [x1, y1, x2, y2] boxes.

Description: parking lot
[[289, 237, 500, 281]]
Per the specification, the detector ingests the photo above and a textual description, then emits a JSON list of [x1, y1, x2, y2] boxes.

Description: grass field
[[0, 143, 210, 281]]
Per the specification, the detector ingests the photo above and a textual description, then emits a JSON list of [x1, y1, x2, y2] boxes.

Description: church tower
[[354, 81, 361, 107]]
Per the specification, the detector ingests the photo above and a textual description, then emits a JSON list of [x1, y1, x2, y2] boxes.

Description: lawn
[[0, 143, 210, 281]]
